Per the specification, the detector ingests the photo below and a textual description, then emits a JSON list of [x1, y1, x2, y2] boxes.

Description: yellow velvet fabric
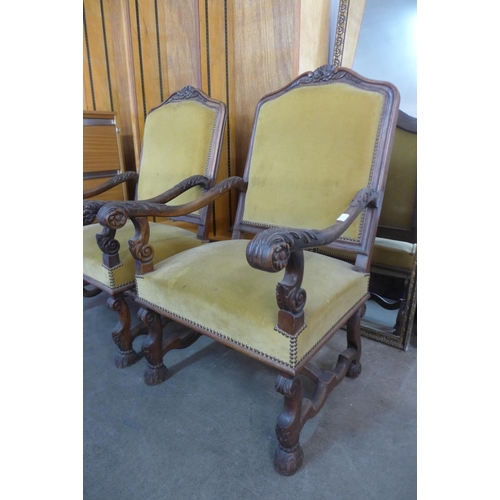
[[372, 238, 416, 271], [136, 240, 369, 368], [242, 83, 384, 241], [379, 127, 417, 231], [316, 237, 417, 272], [136, 101, 217, 205], [83, 221, 202, 290]]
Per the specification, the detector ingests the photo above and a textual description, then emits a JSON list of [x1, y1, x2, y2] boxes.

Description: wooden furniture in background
[[83, 110, 127, 201], [83, 0, 365, 238]]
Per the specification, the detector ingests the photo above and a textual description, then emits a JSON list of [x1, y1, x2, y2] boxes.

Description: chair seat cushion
[[136, 240, 369, 370], [83, 221, 202, 292], [317, 237, 417, 272]]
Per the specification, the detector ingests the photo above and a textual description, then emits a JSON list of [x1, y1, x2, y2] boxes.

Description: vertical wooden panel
[[128, 0, 162, 130], [232, 0, 297, 179], [83, 0, 113, 111], [107, 0, 141, 174], [298, 0, 330, 74], [162, 1, 202, 92], [202, 0, 235, 237], [83, 0, 331, 237]]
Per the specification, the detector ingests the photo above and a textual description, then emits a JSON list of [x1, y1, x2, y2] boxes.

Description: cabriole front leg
[[140, 308, 168, 386], [107, 295, 141, 368], [274, 374, 305, 476]]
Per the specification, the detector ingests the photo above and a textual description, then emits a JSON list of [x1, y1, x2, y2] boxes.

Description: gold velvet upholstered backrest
[[136, 86, 226, 225], [377, 110, 417, 243], [234, 66, 400, 258]]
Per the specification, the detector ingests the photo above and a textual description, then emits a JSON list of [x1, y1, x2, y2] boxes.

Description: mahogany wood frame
[[96, 66, 400, 475], [83, 86, 227, 368]]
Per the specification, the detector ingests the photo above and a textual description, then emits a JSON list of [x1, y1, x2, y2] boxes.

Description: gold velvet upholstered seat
[[83, 86, 226, 368], [96, 66, 400, 476], [316, 110, 417, 350]]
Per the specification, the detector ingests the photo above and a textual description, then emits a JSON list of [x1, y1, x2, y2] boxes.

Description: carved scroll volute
[[276, 250, 306, 335], [129, 217, 154, 275], [96, 227, 121, 269]]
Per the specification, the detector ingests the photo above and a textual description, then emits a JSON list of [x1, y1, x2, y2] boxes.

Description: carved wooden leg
[[345, 305, 364, 379], [107, 295, 141, 368], [139, 308, 168, 386], [274, 374, 305, 476]]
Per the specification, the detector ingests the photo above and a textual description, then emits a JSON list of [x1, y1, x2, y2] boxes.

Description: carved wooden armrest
[[95, 176, 248, 272], [83, 200, 106, 226], [245, 188, 380, 335], [144, 174, 211, 204], [83, 174, 211, 225], [83, 171, 139, 199], [97, 176, 247, 230]]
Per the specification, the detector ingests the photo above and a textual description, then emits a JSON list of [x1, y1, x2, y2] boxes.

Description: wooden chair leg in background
[[140, 308, 202, 386], [107, 294, 145, 368]]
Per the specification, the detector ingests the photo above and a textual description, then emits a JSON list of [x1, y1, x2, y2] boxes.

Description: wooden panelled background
[[83, 0, 364, 238]]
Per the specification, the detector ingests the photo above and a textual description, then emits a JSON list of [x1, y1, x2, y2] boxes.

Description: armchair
[[97, 66, 400, 475], [83, 86, 226, 368]]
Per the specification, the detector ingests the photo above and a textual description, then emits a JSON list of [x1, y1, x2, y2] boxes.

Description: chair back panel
[[236, 67, 399, 256], [378, 113, 417, 236], [136, 99, 218, 206]]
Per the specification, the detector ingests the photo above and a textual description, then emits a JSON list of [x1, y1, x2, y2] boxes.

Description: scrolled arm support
[[83, 200, 106, 225], [246, 188, 379, 336], [97, 176, 247, 230], [246, 188, 379, 273]]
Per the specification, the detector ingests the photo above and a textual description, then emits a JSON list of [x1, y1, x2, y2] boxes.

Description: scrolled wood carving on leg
[[274, 374, 305, 476], [107, 295, 141, 368], [139, 308, 169, 386]]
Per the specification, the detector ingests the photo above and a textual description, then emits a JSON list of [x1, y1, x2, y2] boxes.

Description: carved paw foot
[[274, 443, 304, 476], [114, 349, 141, 369], [144, 363, 168, 386], [346, 361, 362, 379]]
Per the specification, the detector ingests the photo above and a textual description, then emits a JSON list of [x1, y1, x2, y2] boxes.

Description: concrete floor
[[83, 293, 417, 500]]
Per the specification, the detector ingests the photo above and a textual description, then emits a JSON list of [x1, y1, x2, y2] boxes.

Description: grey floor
[[83, 293, 417, 500]]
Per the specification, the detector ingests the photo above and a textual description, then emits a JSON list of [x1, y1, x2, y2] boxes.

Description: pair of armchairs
[[84, 66, 400, 476]]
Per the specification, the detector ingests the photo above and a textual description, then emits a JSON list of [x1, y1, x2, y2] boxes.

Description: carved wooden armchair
[[96, 66, 400, 475], [83, 86, 226, 368], [316, 110, 417, 350]]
